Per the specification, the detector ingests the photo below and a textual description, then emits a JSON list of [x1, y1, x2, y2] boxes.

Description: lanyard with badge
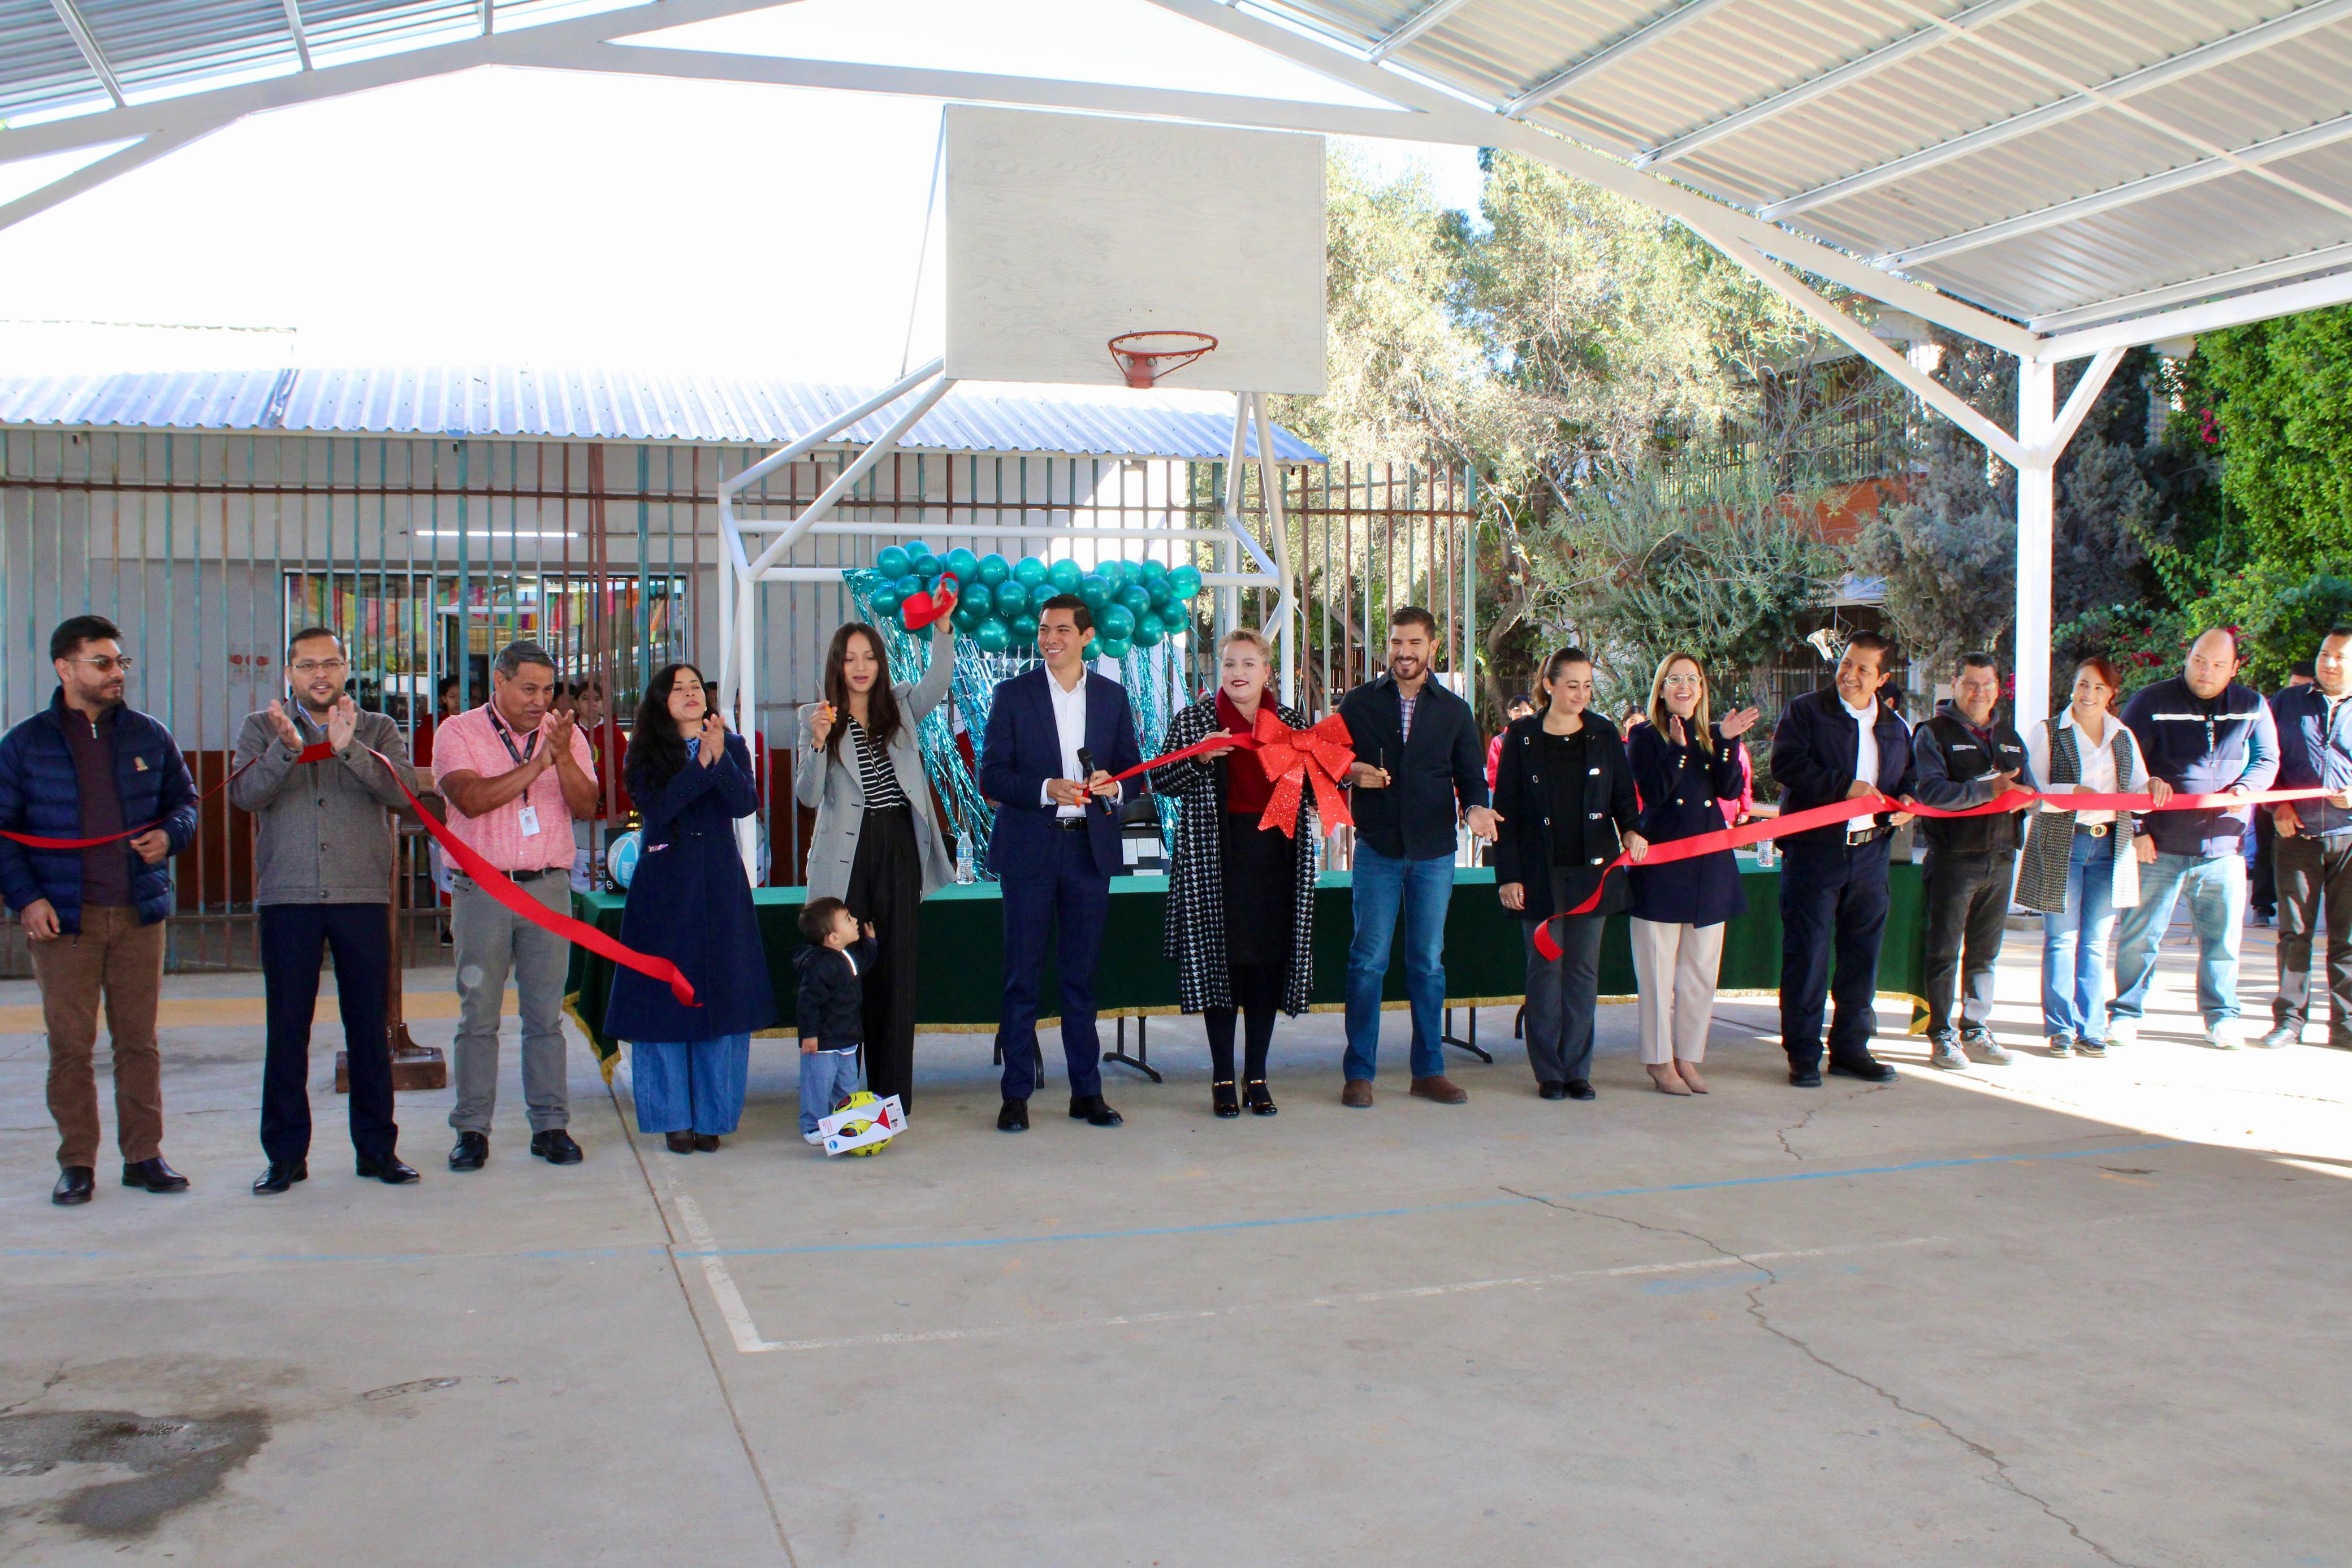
[[492, 713, 544, 837]]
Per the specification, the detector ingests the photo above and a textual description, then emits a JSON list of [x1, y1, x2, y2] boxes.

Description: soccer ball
[[828, 1091, 897, 1157]]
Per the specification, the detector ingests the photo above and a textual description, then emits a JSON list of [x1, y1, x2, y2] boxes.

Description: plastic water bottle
[[955, 838, 976, 885], [1756, 835, 1776, 870]]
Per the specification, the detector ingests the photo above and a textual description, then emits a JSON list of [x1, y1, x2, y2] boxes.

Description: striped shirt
[[849, 718, 908, 810]]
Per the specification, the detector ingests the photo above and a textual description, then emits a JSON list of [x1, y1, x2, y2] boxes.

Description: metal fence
[[1, 427, 1477, 972]]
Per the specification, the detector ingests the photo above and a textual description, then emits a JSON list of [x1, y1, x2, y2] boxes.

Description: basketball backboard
[[944, 106, 1328, 396]]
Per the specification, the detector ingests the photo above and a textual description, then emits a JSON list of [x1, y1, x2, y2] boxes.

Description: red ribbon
[[1529, 782, 2336, 961], [1110, 711, 1357, 838], [901, 573, 959, 630], [0, 740, 317, 850], [6, 730, 698, 1008]]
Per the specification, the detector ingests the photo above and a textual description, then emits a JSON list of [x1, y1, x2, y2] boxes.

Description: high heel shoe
[[1646, 1063, 1693, 1096], [1674, 1061, 1709, 1094], [1212, 1080, 1241, 1118], [1244, 1080, 1278, 1116]]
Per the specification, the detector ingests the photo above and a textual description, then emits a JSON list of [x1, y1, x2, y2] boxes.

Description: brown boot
[[1341, 1078, 1374, 1108], [1409, 1075, 1467, 1104]]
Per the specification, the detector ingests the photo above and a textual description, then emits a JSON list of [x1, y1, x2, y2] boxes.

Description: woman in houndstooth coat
[[1149, 628, 1319, 1119]]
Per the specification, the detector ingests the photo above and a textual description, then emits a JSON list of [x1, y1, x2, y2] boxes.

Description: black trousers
[[2274, 832, 2352, 1046], [846, 804, 924, 1109], [2252, 807, 2278, 916], [1204, 962, 1284, 1083], [260, 902, 396, 1163], [1921, 850, 2016, 1039], [1778, 838, 1892, 1069]]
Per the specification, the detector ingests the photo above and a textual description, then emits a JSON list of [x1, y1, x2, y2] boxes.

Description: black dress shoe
[[51, 1166, 94, 1206], [1069, 1094, 1124, 1128], [1829, 1054, 1898, 1084], [665, 1132, 696, 1154], [693, 1134, 720, 1153], [356, 1151, 420, 1185], [448, 1130, 490, 1171], [252, 1159, 308, 1195], [997, 1098, 1030, 1133], [1212, 1080, 1240, 1118], [122, 1156, 189, 1193], [1244, 1080, 1278, 1117], [530, 1129, 584, 1165], [1788, 1064, 1823, 1088], [1537, 1080, 1568, 1101], [1566, 1079, 1597, 1101]]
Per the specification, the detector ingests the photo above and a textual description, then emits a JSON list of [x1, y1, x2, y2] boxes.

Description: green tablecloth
[[565, 860, 1929, 1067]]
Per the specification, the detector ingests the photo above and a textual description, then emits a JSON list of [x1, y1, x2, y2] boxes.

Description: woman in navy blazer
[[1625, 653, 1759, 1095], [604, 663, 776, 1154]]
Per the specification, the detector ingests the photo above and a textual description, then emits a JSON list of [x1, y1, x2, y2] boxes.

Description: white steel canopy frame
[[11, 0, 2352, 727]]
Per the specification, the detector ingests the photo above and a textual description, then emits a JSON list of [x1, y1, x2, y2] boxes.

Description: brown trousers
[[28, 904, 167, 1168]]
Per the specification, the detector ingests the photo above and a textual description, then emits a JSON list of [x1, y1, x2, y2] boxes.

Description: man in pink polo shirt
[[431, 640, 599, 1172]]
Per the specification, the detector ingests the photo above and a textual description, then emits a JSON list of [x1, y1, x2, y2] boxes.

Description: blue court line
[[679, 1140, 2184, 1259], [4, 1244, 668, 1264]]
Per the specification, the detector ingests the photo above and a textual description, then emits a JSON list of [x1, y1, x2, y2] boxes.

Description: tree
[[1527, 462, 1840, 721], [2197, 305, 2352, 569]]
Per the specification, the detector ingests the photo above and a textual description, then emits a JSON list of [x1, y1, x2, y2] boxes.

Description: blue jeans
[[2109, 850, 2246, 1027], [1343, 844, 1454, 1082], [631, 1033, 751, 1136], [798, 1048, 862, 1136], [2040, 829, 2118, 1043]]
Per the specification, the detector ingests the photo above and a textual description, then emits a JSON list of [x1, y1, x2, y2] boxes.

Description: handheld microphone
[[1075, 746, 1115, 815]]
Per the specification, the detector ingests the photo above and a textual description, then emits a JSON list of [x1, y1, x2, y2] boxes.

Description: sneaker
[[1929, 1038, 1969, 1072], [2075, 1039, 2107, 1058], [2252, 1023, 2301, 1050], [802, 1129, 823, 1146], [1958, 1027, 2013, 1066], [2107, 1016, 2139, 1049], [2046, 1035, 2075, 1058], [2205, 1017, 2246, 1050]]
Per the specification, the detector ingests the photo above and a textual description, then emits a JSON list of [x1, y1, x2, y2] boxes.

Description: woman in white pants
[[1624, 653, 1760, 1093]]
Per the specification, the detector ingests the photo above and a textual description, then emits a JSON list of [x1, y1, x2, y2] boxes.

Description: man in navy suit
[[1770, 630, 1917, 1089], [979, 595, 1145, 1132]]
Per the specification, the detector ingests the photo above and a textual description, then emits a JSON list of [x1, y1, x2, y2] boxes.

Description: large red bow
[[1247, 710, 1355, 838]]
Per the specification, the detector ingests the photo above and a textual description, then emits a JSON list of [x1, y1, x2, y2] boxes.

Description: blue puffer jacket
[[0, 690, 198, 933]]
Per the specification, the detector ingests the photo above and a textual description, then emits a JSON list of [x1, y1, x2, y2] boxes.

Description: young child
[[794, 897, 876, 1145]]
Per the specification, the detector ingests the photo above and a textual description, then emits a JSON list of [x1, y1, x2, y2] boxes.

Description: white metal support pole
[[1250, 392, 1298, 707], [1220, 399, 1247, 643], [2014, 357, 2058, 731]]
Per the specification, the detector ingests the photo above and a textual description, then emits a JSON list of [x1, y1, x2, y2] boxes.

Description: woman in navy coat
[[1625, 652, 1759, 1095], [605, 663, 775, 1153]]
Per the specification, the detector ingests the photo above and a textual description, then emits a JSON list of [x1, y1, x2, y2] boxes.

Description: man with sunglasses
[[0, 615, 198, 1205], [230, 627, 420, 1194]]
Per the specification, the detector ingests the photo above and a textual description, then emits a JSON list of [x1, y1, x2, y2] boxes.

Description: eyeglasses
[[291, 659, 349, 675], [67, 655, 133, 674], [1661, 674, 1702, 688]]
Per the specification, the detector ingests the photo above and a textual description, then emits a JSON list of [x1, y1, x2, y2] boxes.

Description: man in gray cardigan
[[229, 626, 420, 1194]]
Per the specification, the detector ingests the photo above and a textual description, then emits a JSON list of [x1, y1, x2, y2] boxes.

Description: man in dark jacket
[[0, 615, 198, 1205], [2263, 629, 2352, 1050], [1770, 630, 1916, 1088], [1907, 652, 2035, 1071], [1335, 607, 1497, 1108], [2109, 629, 2279, 1049]]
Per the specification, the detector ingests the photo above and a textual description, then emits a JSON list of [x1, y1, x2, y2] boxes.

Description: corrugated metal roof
[[1272, 0, 2352, 331], [0, 366, 1328, 463]]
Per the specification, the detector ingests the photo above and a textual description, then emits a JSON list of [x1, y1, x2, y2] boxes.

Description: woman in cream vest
[[2018, 656, 2173, 1059], [796, 618, 954, 1108]]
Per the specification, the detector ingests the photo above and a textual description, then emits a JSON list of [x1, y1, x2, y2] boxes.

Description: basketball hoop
[[1108, 330, 1218, 389]]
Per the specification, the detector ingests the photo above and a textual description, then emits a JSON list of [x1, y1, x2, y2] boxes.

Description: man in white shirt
[[976, 596, 1146, 1133]]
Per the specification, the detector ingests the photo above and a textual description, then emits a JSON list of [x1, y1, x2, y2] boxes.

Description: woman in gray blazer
[[796, 618, 953, 1108]]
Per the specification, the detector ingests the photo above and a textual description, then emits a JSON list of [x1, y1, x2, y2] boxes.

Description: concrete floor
[[2, 917, 2347, 1567]]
